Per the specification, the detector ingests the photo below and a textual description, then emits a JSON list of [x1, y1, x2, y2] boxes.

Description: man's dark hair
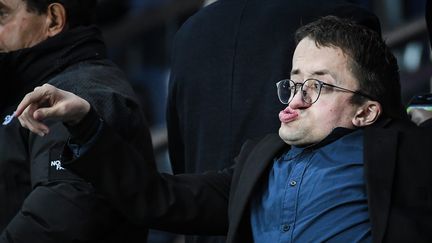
[[24, 0, 98, 28], [295, 15, 404, 119]]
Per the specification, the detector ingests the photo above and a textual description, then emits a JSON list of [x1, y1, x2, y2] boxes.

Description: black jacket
[[0, 27, 153, 243], [62, 112, 432, 242], [167, 1, 382, 242]]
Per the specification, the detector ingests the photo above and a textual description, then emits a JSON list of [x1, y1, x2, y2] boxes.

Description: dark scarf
[[0, 26, 106, 112]]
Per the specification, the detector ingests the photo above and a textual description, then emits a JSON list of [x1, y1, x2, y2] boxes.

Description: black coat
[[62, 115, 432, 243], [167, 1, 381, 242], [0, 27, 153, 243]]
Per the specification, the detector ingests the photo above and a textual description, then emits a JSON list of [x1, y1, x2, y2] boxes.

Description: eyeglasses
[[276, 79, 374, 105]]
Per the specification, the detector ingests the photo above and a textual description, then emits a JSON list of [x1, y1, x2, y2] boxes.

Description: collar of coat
[[0, 26, 107, 112]]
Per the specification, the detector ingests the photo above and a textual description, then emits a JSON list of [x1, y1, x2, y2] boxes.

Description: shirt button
[[282, 224, 291, 232], [289, 180, 297, 186]]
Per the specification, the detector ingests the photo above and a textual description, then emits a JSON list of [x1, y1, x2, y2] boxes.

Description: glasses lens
[[302, 79, 321, 104], [277, 80, 292, 104]]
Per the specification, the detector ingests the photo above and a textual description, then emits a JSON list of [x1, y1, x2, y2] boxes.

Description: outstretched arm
[[15, 84, 231, 235]]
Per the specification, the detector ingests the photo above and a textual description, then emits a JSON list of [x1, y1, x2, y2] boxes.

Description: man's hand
[[15, 84, 91, 136], [408, 108, 432, 126]]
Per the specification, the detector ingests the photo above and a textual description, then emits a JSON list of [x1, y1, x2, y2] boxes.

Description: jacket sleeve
[[0, 181, 121, 243], [0, 86, 151, 242], [63, 119, 231, 235], [0, 122, 124, 243]]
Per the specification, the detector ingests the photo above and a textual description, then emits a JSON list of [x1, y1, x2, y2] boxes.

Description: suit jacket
[[63, 115, 432, 243], [165, 2, 383, 242]]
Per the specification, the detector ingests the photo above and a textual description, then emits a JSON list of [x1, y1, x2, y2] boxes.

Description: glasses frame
[[276, 78, 374, 105]]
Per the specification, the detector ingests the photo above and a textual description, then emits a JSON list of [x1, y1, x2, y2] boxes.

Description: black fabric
[[167, 2, 381, 241], [0, 26, 151, 242], [66, 107, 101, 145], [62, 115, 432, 243], [0, 26, 105, 112], [427, 0, 432, 48], [62, 119, 231, 236], [420, 118, 432, 127]]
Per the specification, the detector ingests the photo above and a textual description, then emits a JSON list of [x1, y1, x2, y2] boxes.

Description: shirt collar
[[297, 127, 357, 151]]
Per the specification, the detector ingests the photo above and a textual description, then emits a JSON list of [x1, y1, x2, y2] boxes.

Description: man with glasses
[[276, 79, 375, 105], [14, 16, 432, 242]]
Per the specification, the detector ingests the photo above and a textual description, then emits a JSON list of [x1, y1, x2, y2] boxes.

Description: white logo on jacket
[[50, 160, 65, 171], [2, 113, 15, 125]]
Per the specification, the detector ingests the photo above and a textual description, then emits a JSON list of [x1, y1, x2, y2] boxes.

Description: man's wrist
[[64, 106, 101, 145]]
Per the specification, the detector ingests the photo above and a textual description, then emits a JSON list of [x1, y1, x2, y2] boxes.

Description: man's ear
[[45, 3, 66, 37], [352, 101, 382, 127]]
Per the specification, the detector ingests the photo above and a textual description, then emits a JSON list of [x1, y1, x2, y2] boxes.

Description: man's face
[[279, 37, 361, 146], [0, 0, 49, 52]]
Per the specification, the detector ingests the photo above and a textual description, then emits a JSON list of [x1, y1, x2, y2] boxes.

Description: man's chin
[[279, 128, 302, 145]]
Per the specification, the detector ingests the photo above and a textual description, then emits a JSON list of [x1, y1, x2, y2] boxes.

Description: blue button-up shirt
[[251, 129, 371, 242]]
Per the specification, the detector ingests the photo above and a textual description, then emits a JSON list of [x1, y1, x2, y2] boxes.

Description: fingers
[[18, 104, 50, 136], [16, 84, 55, 117], [16, 84, 58, 136], [17, 102, 68, 136], [16, 84, 92, 136], [33, 105, 68, 121]]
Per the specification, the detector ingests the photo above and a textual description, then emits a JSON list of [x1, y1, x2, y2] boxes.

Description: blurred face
[[0, 0, 49, 52], [278, 37, 361, 146]]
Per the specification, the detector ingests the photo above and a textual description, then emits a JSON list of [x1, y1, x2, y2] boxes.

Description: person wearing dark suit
[[168, 2, 380, 241], [15, 16, 432, 242]]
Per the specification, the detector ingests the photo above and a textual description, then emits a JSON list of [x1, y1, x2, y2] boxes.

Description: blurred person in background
[[406, 0, 432, 126], [0, 0, 152, 242]]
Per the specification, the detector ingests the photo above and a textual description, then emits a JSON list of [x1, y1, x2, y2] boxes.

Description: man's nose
[[289, 89, 310, 109]]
